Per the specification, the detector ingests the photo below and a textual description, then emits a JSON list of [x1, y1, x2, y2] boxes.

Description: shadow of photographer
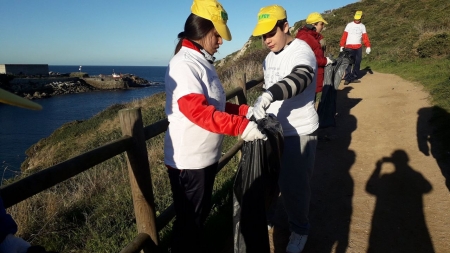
[[366, 150, 434, 252]]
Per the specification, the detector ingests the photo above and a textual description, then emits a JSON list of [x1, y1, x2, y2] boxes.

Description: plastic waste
[[233, 114, 284, 253], [317, 50, 354, 128]]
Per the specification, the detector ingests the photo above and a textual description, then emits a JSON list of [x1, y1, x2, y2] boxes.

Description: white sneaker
[[286, 232, 308, 253]]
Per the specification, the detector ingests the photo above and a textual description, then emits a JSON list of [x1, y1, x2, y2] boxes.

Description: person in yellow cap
[[250, 5, 319, 253], [296, 12, 333, 97], [340, 10, 372, 85], [164, 0, 266, 252]]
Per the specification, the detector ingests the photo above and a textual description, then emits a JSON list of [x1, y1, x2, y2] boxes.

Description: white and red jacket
[[164, 39, 250, 169], [263, 39, 319, 136], [340, 21, 371, 49]]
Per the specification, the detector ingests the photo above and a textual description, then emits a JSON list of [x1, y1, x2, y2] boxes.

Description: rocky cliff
[[0, 74, 151, 100]]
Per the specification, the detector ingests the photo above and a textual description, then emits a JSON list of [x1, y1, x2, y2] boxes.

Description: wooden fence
[[0, 76, 263, 253]]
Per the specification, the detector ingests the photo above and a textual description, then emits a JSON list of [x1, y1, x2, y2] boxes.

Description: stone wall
[[10, 77, 77, 86], [82, 77, 128, 89], [9, 77, 129, 91]]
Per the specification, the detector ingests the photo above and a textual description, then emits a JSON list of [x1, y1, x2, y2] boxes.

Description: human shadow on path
[[271, 86, 361, 253], [417, 106, 450, 192], [366, 150, 434, 252]]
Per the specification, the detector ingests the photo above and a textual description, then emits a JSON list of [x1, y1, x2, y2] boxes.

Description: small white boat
[[112, 69, 121, 78]]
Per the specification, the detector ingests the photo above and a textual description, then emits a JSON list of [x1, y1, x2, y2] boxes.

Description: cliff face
[[215, 39, 253, 68]]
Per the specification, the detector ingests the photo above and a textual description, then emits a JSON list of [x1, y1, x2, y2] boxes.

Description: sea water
[[0, 66, 167, 180]]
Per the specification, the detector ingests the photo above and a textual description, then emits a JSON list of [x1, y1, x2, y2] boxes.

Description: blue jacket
[[0, 197, 18, 243]]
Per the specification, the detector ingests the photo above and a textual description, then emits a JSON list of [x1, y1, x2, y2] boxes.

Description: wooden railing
[[0, 75, 263, 253]]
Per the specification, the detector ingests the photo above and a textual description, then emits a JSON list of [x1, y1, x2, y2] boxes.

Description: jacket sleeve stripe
[[267, 64, 315, 101]]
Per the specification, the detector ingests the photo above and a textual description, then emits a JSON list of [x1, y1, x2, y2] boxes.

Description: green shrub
[[417, 33, 450, 58]]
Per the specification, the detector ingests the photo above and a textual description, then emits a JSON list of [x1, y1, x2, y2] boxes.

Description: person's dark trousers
[[344, 47, 363, 82], [167, 162, 217, 253]]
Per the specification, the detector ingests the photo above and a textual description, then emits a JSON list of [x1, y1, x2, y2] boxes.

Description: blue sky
[[0, 0, 357, 66]]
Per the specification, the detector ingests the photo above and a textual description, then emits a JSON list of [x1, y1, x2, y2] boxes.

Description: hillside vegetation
[[3, 0, 450, 252], [311, 0, 450, 152], [5, 65, 263, 252], [221, 0, 450, 151]]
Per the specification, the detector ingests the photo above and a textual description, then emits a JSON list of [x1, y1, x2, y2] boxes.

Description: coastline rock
[[1, 74, 153, 100], [7, 78, 96, 99]]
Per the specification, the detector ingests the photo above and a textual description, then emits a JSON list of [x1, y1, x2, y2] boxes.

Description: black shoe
[[344, 80, 350, 85], [352, 79, 361, 83]]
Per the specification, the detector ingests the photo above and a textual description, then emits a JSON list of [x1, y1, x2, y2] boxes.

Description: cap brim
[[0, 88, 42, 110], [213, 21, 231, 41], [252, 20, 277, 36]]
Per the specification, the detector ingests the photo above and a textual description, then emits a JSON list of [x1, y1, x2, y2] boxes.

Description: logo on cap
[[258, 14, 270, 20], [221, 11, 228, 21]]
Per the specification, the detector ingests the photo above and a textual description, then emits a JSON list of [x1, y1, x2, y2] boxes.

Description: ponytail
[[175, 31, 187, 55], [174, 14, 214, 55]]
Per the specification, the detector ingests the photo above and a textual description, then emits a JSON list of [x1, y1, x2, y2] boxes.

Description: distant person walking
[[163, 0, 266, 252], [296, 12, 333, 98], [340, 10, 371, 85]]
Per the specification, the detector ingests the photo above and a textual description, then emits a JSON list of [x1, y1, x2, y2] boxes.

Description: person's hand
[[246, 106, 254, 119], [366, 47, 371, 54], [326, 57, 334, 66], [241, 121, 267, 141], [253, 92, 273, 120], [340, 47, 344, 52]]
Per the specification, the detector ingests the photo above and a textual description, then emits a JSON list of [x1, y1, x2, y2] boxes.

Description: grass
[[3, 0, 450, 251], [292, 0, 450, 154], [4, 59, 264, 252]]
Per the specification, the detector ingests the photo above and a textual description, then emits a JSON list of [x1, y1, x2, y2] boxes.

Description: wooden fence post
[[234, 73, 247, 161], [235, 73, 247, 105], [119, 108, 158, 252]]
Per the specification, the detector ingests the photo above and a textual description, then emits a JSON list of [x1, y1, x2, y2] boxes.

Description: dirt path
[[269, 71, 450, 253]]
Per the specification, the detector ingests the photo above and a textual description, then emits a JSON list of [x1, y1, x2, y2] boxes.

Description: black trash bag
[[233, 114, 284, 253], [317, 50, 354, 128], [317, 83, 337, 129]]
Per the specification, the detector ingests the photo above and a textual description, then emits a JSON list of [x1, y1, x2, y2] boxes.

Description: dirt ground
[[268, 70, 450, 253]]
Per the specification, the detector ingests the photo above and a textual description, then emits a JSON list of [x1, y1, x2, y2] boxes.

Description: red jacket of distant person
[[296, 26, 327, 93]]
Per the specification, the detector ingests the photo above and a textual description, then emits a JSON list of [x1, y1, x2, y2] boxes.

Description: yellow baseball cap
[[191, 0, 231, 41], [0, 88, 42, 110], [354, 11, 363, 20], [252, 5, 287, 36], [306, 12, 328, 25]]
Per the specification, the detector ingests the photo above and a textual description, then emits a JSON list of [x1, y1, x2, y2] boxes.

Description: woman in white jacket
[[164, 0, 265, 252]]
